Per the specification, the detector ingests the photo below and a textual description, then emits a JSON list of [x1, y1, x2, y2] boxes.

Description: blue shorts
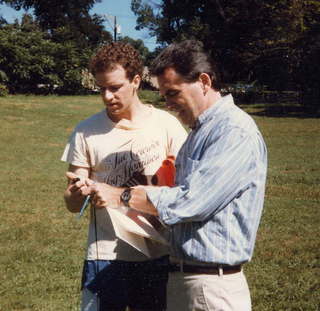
[[82, 256, 169, 311]]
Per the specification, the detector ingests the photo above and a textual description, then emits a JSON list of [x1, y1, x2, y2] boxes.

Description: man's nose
[[102, 89, 114, 101]]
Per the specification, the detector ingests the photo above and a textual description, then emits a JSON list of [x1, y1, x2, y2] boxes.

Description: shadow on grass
[[241, 103, 320, 118]]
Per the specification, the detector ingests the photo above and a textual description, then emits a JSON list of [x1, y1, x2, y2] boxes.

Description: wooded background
[[0, 0, 319, 113]]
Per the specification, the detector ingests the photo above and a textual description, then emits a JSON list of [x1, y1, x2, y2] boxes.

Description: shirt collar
[[192, 94, 234, 129]]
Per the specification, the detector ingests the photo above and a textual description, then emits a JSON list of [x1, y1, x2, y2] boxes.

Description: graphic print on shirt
[[102, 138, 163, 187]]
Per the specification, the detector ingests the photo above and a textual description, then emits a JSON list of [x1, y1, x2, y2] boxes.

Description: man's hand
[[130, 186, 158, 216], [82, 183, 158, 216], [66, 171, 94, 195], [66, 172, 122, 209], [64, 170, 94, 213], [86, 183, 123, 209]]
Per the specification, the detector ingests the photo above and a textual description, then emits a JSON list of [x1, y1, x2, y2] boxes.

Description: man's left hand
[[130, 186, 158, 216], [84, 183, 123, 209]]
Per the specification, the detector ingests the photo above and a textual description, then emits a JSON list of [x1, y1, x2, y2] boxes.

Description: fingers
[[66, 171, 79, 181], [81, 183, 96, 196], [65, 173, 121, 209], [87, 183, 121, 209], [66, 171, 95, 194], [91, 194, 108, 209], [90, 184, 107, 208], [85, 178, 95, 186], [69, 179, 87, 193]]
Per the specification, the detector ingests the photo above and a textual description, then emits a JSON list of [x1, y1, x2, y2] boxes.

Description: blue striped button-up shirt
[[146, 95, 267, 265]]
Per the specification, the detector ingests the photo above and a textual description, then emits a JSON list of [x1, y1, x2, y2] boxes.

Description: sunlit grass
[[0, 94, 319, 310]]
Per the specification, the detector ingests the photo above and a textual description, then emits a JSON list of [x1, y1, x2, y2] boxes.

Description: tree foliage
[[293, 1, 320, 112], [2, 0, 97, 27], [119, 36, 150, 64], [0, 15, 58, 93], [131, 0, 320, 100], [0, 0, 115, 94], [0, 0, 112, 48], [0, 8, 152, 95], [0, 14, 95, 94]]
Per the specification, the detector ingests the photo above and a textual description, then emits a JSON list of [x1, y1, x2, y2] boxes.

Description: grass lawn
[[0, 94, 319, 310]]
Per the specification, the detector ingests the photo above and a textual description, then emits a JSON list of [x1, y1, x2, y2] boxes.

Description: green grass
[[0, 94, 319, 310]]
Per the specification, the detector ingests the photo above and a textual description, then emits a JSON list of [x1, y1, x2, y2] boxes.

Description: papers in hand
[[107, 206, 168, 257]]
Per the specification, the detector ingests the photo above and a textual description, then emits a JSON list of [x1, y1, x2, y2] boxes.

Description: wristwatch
[[120, 188, 132, 207]]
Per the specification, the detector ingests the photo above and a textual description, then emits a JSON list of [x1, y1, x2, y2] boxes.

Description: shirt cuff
[[146, 186, 171, 225]]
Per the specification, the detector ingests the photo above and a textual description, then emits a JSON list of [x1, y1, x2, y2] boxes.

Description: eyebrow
[[164, 89, 179, 97], [96, 83, 122, 88]]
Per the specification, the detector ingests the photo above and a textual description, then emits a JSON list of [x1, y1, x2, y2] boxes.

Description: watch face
[[121, 188, 131, 206]]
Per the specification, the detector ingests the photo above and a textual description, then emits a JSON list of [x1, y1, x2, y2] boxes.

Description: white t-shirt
[[61, 106, 187, 261]]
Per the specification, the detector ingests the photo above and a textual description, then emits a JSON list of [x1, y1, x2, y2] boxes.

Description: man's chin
[[106, 107, 122, 115], [178, 113, 192, 127], [106, 108, 124, 121]]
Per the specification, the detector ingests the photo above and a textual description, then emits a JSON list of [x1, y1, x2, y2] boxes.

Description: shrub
[[0, 84, 8, 96]]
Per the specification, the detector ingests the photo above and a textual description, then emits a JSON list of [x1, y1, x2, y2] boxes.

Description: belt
[[169, 263, 242, 275]]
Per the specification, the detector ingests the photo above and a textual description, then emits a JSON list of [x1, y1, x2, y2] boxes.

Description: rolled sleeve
[[146, 186, 179, 225]]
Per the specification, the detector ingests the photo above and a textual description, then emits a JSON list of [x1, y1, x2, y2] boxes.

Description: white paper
[[109, 212, 151, 257], [107, 207, 168, 257]]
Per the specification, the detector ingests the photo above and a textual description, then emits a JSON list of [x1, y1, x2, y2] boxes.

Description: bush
[[139, 90, 166, 109], [221, 82, 265, 104], [0, 20, 94, 95], [0, 70, 8, 83], [0, 84, 8, 96]]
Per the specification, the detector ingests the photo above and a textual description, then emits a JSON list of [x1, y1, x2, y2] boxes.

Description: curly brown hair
[[89, 42, 143, 81]]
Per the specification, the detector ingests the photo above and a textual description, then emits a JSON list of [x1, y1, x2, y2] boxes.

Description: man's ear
[[132, 74, 141, 90], [199, 73, 212, 95]]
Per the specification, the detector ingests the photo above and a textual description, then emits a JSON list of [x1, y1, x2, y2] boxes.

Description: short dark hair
[[89, 42, 143, 81], [150, 40, 221, 91]]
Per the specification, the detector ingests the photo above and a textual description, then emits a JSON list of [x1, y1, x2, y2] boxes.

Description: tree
[[0, 14, 94, 94], [292, 1, 320, 113], [132, 0, 273, 82], [0, 14, 7, 26], [0, 0, 112, 49], [119, 36, 150, 63], [131, 0, 319, 88], [0, 15, 59, 93], [0, 1, 114, 94]]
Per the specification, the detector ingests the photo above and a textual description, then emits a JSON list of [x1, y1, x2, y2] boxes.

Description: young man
[[61, 42, 186, 311], [85, 40, 268, 311]]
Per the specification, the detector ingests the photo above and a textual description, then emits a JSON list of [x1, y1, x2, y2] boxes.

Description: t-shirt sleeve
[[61, 128, 91, 168]]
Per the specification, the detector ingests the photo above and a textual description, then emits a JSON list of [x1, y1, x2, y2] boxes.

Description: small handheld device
[[78, 195, 91, 219], [70, 176, 91, 219]]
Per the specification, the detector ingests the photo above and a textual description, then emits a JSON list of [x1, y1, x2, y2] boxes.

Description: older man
[[85, 40, 267, 311]]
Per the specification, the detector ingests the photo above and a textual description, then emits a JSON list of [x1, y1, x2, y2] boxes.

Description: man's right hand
[[66, 171, 94, 195], [63, 166, 91, 213]]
